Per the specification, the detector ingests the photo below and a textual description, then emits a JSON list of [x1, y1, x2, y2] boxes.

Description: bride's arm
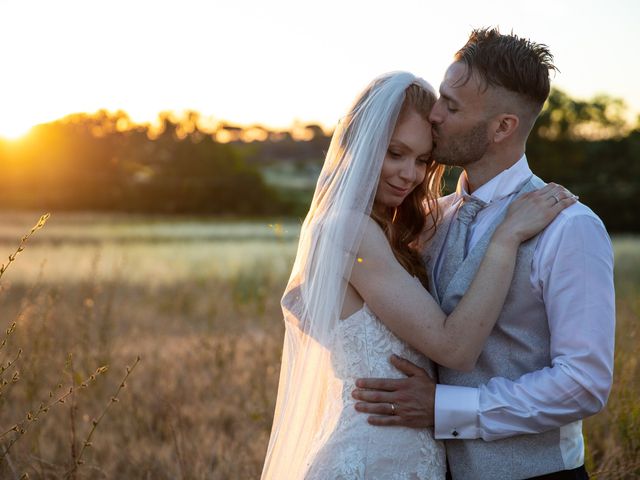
[[349, 184, 576, 371]]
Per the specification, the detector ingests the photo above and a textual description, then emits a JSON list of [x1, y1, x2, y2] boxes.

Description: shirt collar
[[455, 154, 532, 204]]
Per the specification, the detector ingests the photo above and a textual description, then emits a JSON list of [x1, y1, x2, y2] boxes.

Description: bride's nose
[[398, 159, 417, 183]]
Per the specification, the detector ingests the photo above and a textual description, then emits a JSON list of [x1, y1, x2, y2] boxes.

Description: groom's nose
[[429, 99, 444, 124]]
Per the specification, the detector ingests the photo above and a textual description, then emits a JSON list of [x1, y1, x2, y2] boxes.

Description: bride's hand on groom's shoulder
[[495, 182, 577, 245], [352, 355, 436, 428]]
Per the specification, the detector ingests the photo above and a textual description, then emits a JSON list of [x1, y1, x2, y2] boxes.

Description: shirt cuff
[[434, 384, 480, 439]]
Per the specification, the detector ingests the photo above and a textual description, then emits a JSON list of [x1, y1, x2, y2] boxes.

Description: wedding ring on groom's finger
[[551, 194, 560, 204]]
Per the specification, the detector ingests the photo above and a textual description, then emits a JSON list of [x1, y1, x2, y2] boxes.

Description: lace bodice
[[305, 304, 446, 479], [333, 303, 437, 381]]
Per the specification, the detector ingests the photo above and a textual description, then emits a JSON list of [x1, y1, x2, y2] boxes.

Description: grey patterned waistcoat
[[423, 176, 578, 479]]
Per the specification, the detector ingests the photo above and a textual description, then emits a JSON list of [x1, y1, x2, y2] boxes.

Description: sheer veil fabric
[[261, 72, 436, 479]]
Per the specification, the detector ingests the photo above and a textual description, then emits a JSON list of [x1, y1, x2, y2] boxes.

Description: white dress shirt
[[433, 156, 615, 453]]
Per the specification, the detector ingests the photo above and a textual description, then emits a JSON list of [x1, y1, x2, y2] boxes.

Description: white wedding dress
[[305, 303, 446, 479]]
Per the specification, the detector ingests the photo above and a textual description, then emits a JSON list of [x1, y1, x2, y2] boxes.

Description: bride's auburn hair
[[371, 84, 444, 288]]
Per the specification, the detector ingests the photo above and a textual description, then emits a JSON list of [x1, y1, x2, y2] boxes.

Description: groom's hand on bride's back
[[352, 354, 435, 428]]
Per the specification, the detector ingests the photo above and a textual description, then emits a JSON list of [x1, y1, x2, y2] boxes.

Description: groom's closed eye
[[442, 96, 459, 112]]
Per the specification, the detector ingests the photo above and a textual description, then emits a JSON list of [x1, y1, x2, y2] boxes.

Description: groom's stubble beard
[[431, 120, 491, 168]]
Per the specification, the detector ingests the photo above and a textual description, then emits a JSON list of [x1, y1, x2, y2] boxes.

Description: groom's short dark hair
[[455, 27, 557, 111]]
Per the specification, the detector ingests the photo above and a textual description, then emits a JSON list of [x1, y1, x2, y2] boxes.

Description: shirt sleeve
[[434, 212, 615, 441], [434, 384, 480, 439]]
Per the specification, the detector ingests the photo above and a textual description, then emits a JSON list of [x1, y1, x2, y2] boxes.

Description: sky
[[0, 0, 638, 139]]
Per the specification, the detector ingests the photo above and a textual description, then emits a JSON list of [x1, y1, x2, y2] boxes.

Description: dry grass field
[[0, 212, 637, 479]]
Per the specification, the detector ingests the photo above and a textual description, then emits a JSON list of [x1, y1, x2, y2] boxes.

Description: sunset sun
[[0, 117, 36, 141]]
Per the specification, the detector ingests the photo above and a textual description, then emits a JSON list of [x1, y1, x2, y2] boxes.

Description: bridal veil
[[261, 72, 435, 479]]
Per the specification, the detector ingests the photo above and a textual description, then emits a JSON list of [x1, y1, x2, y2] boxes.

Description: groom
[[352, 28, 615, 479]]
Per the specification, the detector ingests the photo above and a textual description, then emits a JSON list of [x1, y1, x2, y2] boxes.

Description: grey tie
[[436, 195, 487, 300]]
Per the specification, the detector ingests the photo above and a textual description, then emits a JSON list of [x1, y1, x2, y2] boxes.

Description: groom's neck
[[464, 147, 525, 194]]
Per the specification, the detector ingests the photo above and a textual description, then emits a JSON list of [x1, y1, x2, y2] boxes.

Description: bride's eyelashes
[[387, 148, 431, 164]]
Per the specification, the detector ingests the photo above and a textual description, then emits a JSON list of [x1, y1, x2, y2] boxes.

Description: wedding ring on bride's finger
[[390, 402, 397, 415], [551, 194, 560, 204]]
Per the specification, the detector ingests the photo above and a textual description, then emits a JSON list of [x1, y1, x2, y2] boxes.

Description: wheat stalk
[[0, 364, 109, 458], [0, 214, 50, 282], [64, 355, 141, 478]]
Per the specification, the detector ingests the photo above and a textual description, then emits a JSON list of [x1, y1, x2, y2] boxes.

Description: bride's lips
[[388, 183, 411, 195]]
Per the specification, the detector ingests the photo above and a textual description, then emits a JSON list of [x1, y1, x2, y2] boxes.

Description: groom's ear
[[491, 113, 520, 144]]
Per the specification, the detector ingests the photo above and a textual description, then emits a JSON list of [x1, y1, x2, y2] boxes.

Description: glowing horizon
[[0, 107, 338, 143], [1, 0, 638, 140]]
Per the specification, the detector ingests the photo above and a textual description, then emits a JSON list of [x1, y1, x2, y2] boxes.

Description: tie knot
[[457, 196, 487, 225]]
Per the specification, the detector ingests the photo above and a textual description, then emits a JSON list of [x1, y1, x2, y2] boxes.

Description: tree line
[[0, 112, 287, 215], [0, 88, 637, 231]]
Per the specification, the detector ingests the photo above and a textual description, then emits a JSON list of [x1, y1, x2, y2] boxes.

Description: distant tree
[[528, 89, 639, 232], [533, 88, 628, 141], [304, 123, 326, 140]]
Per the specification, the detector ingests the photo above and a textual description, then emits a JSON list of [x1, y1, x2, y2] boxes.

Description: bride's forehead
[[391, 114, 431, 143]]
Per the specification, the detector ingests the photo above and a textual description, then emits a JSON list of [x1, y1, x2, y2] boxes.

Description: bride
[[261, 72, 575, 479]]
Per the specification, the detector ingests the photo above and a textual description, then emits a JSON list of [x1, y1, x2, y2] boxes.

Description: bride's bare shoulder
[[358, 217, 394, 256], [321, 209, 369, 230]]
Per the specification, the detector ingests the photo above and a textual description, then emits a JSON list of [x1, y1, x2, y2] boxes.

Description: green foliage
[[527, 89, 640, 232], [0, 90, 638, 230], [534, 89, 629, 141], [0, 111, 287, 215]]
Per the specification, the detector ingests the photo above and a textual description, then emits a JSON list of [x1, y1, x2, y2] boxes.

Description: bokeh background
[[0, 0, 638, 478]]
